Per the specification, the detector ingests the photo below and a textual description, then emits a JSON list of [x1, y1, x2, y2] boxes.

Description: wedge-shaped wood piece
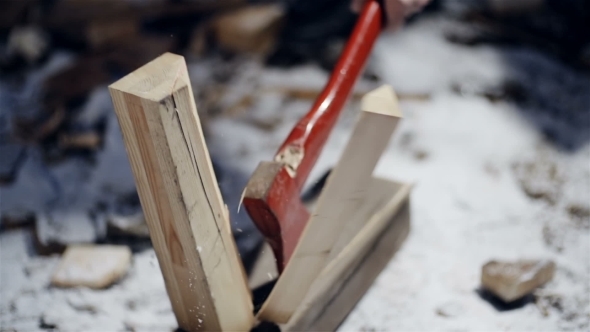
[[286, 179, 411, 331], [257, 85, 403, 323], [109, 53, 253, 332]]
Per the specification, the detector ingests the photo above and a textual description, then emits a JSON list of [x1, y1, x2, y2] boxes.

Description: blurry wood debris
[[188, 23, 211, 58], [225, 94, 255, 116], [7, 26, 49, 64], [512, 158, 564, 205], [481, 259, 556, 302], [107, 212, 150, 239], [197, 84, 227, 116], [211, 4, 285, 56], [86, 17, 139, 50], [51, 245, 132, 289], [59, 131, 102, 151], [566, 204, 590, 229], [247, 118, 282, 132]]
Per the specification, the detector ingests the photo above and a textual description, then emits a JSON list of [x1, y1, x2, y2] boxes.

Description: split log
[[257, 85, 403, 323], [286, 182, 411, 331], [109, 52, 253, 331]]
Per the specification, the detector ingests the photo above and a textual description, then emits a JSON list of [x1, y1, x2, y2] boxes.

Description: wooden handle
[[274, 0, 384, 190]]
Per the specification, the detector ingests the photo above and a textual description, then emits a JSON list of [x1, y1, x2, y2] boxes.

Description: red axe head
[[242, 0, 384, 272]]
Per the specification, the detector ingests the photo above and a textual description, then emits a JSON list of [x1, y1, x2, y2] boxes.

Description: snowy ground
[[1, 14, 589, 331]]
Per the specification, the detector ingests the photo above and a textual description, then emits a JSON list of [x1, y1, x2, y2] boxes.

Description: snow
[[1, 13, 589, 332], [1, 237, 174, 331]]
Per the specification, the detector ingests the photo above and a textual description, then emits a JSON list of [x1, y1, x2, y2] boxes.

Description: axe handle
[[275, 0, 384, 190]]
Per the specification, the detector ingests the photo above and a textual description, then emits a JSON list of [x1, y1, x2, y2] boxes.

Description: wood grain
[[289, 197, 411, 331], [327, 85, 402, 261], [257, 85, 403, 323], [109, 53, 253, 332]]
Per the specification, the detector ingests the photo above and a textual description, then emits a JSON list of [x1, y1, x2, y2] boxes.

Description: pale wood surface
[[327, 85, 402, 262], [249, 242, 278, 290], [257, 85, 403, 323], [109, 53, 253, 332], [285, 179, 411, 331], [288, 196, 411, 331]]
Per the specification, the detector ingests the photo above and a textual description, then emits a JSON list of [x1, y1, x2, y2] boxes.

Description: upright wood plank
[[257, 85, 403, 323], [109, 53, 253, 332], [327, 86, 403, 261]]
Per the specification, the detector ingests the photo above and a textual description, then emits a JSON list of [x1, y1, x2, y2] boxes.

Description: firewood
[[257, 85, 403, 323], [109, 53, 254, 331], [287, 182, 411, 331]]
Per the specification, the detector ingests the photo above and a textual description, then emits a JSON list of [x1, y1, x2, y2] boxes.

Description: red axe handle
[[244, 0, 384, 272]]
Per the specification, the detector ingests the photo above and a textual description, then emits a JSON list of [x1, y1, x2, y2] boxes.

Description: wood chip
[[59, 132, 102, 150], [51, 245, 132, 289], [481, 259, 556, 302]]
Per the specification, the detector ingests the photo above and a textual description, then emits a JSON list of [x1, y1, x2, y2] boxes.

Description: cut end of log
[[109, 52, 254, 331], [108, 52, 188, 102], [361, 84, 402, 118]]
